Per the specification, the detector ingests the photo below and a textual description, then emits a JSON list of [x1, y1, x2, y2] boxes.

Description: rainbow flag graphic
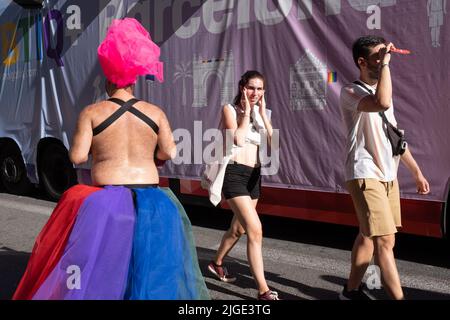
[[328, 71, 337, 83]]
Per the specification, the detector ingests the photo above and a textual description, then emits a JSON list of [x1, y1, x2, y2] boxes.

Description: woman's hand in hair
[[258, 94, 266, 117], [241, 87, 251, 115]]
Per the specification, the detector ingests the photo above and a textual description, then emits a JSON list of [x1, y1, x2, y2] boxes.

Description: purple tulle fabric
[[98, 18, 163, 87], [32, 187, 135, 300]]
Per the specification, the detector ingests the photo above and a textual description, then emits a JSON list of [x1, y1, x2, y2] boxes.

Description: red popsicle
[[390, 48, 411, 54]]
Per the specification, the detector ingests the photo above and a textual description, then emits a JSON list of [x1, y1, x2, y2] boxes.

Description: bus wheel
[[0, 143, 33, 195], [38, 143, 77, 201]]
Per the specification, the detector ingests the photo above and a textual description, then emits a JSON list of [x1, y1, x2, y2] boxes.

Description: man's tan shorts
[[346, 179, 401, 237]]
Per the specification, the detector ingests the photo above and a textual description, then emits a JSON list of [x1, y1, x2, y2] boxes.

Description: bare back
[[70, 97, 175, 186]]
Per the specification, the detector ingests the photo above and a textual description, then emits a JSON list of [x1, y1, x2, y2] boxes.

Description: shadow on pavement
[[0, 247, 30, 300], [197, 247, 302, 300], [321, 274, 450, 300]]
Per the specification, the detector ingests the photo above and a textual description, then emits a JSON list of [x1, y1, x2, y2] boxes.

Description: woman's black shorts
[[222, 163, 261, 200]]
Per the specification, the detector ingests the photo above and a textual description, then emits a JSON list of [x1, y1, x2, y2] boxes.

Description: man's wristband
[[380, 63, 389, 69]]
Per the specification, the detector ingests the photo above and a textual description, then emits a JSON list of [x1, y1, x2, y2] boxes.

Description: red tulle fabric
[[12, 185, 101, 300], [97, 18, 164, 87]]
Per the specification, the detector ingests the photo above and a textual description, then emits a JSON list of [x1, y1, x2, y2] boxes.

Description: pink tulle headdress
[[98, 18, 163, 88]]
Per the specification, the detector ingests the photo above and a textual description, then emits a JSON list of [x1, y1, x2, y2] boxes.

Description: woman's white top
[[201, 104, 271, 206]]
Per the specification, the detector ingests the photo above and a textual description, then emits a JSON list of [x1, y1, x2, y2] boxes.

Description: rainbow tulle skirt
[[13, 185, 210, 300]]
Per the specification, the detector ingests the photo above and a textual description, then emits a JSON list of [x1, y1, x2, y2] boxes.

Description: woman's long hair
[[233, 70, 265, 107]]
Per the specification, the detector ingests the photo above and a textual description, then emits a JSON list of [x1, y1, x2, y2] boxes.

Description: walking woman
[[203, 70, 278, 300]]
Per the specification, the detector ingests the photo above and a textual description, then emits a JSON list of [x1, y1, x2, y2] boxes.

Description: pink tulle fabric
[[98, 18, 163, 87]]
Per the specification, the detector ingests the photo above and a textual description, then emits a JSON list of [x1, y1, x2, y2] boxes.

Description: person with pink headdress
[[13, 18, 210, 300]]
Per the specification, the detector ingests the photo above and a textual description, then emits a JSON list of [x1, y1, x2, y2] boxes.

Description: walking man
[[339, 36, 430, 300]]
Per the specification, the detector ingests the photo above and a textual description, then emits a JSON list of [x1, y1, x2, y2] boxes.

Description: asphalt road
[[1, 191, 450, 300]]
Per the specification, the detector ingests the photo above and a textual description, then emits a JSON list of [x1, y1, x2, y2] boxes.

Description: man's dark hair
[[352, 36, 386, 69]]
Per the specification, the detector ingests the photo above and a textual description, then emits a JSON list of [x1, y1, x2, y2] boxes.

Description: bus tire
[[0, 142, 33, 195], [38, 143, 77, 201]]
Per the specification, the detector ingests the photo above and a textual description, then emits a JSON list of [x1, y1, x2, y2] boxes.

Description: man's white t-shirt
[[340, 80, 401, 182]]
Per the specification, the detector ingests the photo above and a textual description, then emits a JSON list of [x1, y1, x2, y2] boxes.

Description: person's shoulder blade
[[134, 100, 165, 122]]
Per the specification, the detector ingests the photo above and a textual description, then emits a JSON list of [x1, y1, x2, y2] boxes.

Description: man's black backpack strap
[[352, 80, 407, 156]]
